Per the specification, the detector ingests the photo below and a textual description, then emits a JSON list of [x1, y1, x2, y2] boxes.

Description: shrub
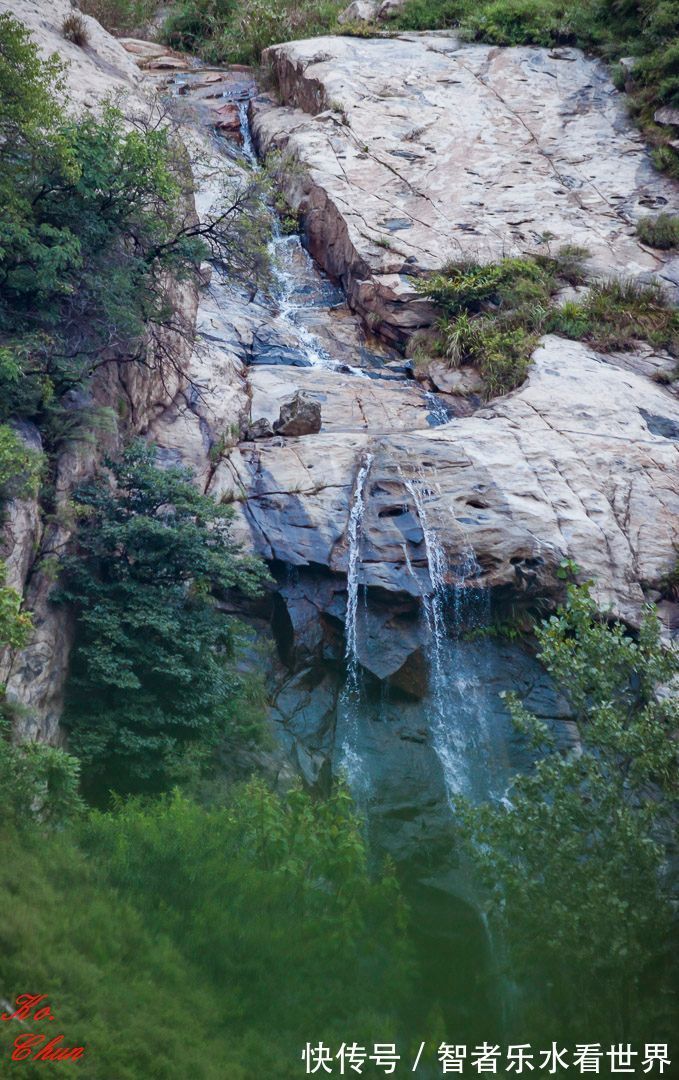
[[0, 423, 43, 504], [0, 722, 83, 826], [636, 212, 679, 249], [0, 781, 413, 1078], [0, 563, 32, 651], [56, 442, 269, 797], [77, 0, 161, 34], [62, 12, 89, 46], [0, 13, 271, 437], [162, 0, 345, 65], [419, 250, 584, 397]]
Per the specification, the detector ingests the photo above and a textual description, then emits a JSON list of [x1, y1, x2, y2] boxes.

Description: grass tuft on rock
[[419, 251, 679, 399], [418, 248, 588, 398], [636, 213, 679, 249]]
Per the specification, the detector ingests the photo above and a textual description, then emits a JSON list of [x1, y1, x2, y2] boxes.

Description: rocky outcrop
[[222, 336, 679, 629], [0, 0, 145, 109], [252, 33, 679, 342]]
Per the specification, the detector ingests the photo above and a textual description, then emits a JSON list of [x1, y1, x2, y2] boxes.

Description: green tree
[[0, 780, 413, 1078], [458, 584, 678, 1041], [0, 14, 271, 434], [56, 442, 268, 796]]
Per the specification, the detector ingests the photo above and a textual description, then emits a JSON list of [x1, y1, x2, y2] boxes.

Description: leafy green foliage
[[0, 781, 412, 1078], [0, 563, 32, 651], [162, 0, 345, 65], [0, 423, 43, 504], [56, 442, 268, 796], [419, 249, 588, 397], [0, 722, 83, 827], [0, 13, 270, 439], [457, 584, 678, 1040], [636, 212, 679, 249], [77, 0, 163, 34], [421, 251, 678, 398], [393, 0, 679, 177]]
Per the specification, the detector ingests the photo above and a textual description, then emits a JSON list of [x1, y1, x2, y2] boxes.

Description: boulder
[[247, 417, 275, 440], [427, 361, 484, 396], [273, 392, 322, 436]]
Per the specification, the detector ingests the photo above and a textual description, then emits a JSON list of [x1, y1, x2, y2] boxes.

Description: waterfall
[[337, 452, 374, 792], [398, 466, 504, 803], [400, 469, 472, 799], [236, 100, 346, 372], [236, 100, 258, 165]]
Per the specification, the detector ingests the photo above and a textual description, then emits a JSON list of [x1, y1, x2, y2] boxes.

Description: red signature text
[[2, 996, 85, 1064]]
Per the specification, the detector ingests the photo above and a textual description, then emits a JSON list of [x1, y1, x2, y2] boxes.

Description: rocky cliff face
[[3, 14, 678, 755], [0, 1, 198, 741], [252, 33, 679, 342], [219, 34, 679, 636]]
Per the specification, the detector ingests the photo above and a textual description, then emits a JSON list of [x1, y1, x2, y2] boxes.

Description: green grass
[[392, 0, 679, 179], [77, 0, 163, 34], [0, 781, 413, 1078], [162, 0, 345, 66], [636, 212, 679, 249], [417, 248, 588, 397], [547, 278, 679, 354], [419, 251, 679, 398]]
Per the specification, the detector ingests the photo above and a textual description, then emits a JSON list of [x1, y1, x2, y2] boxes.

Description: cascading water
[[336, 452, 374, 794], [235, 100, 346, 371], [398, 466, 505, 804]]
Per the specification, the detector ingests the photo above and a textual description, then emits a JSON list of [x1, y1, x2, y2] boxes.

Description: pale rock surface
[[252, 34, 679, 342], [248, 366, 432, 433], [224, 337, 679, 625], [0, 0, 145, 109]]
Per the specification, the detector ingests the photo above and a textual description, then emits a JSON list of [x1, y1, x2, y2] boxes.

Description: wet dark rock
[[273, 391, 322, 436], [247, 417, 275, 440]]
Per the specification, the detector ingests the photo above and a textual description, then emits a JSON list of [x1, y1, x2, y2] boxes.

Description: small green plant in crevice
[[636, 213, 679, 250], [0, 562, 32, 652], [0, 423, 44, 506], [418, 247, 589, 398], [659, 557, 679, 601], [263, 149, 304, 235]]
